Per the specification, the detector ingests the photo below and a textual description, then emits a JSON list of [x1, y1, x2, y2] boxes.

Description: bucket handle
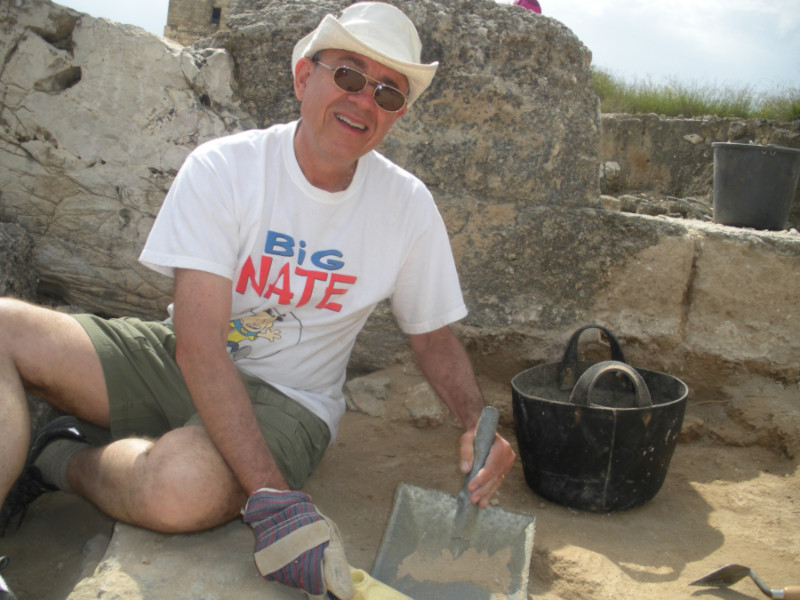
[[558, 324, 626, 391], [569, 361, 653, 407]]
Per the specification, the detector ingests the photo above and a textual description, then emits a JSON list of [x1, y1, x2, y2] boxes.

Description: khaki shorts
[[73, 314, 330, 490]]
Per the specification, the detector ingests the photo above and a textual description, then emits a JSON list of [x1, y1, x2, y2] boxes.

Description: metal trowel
[[372, 407, 536, 600], [691, 564, 800, 599]]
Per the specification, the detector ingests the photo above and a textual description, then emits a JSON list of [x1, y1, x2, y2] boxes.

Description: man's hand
[[242, 488, 354, 600], [459, 429, 516, 508]]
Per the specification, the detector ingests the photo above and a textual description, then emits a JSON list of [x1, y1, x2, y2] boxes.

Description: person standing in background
[[514, 0, 542, 13]]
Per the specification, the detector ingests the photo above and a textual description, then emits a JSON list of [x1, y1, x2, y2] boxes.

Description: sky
[[56, 0, 799, 94]]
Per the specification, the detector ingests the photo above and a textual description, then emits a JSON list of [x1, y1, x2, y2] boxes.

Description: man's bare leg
[[0, 298, 245, 533], [0, 298, 109, 507], [68, 426, 246, 533], [0, 355, 31, 509]]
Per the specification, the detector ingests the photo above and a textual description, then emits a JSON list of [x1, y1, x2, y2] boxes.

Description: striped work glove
[[242, 488, 354, 600]]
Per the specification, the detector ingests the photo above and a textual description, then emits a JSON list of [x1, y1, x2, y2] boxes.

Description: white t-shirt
[[139, 121, 467, 440]]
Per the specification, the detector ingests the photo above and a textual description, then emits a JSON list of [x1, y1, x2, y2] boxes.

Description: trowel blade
[[449, 489, 478, 558], [372, 483, 536, 600]]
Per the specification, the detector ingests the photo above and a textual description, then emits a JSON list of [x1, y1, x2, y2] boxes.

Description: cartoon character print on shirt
[[227, 307, 302, 361]]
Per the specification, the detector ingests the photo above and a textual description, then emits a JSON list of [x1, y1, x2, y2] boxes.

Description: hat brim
[[292, 14, 438, 106]]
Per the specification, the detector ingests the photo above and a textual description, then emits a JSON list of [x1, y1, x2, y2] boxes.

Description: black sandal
[[0, 416, 86, 535]]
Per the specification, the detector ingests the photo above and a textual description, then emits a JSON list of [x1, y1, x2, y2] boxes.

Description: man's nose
[[348, 83, 376, 108]]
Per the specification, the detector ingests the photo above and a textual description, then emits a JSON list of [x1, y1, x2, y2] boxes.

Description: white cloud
[[535, 0, 799, 91]]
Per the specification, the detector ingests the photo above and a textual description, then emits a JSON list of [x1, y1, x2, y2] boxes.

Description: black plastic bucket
[[511, 325, 688, 512], [712, 142, 800, 230]]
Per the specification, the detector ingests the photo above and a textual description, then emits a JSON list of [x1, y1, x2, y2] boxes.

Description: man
[[0, 3, 515, 598]]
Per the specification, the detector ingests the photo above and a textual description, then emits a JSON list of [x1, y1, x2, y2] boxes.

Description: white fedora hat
[[291, 2, 438, 106]]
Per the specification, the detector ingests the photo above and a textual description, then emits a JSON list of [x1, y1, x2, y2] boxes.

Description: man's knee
[[140, 478, 243, 533], [0, 297, 33, 338], [137, 429, 246, 533], [0, 300, 109, 423]]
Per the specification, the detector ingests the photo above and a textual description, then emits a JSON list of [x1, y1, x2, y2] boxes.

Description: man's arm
[[172, 268, 288, 495], [409, 326, 515, 507]]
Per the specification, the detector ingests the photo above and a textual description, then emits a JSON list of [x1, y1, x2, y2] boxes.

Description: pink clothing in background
[[513, 0, 542, 13]]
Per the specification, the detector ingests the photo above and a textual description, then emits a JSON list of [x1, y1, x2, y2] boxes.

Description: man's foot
[[0, 556, 18, 599], [0, 416, 86, 535], [30, 416, 89, 493], [0, 472, 46, 537]]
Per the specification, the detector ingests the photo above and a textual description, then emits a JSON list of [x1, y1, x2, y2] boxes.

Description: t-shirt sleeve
[[390, 202, 468, 335], [139, 145, 240, 280]]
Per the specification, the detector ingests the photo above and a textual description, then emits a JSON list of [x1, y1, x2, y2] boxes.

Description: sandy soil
[[2, 369, 799, 599]]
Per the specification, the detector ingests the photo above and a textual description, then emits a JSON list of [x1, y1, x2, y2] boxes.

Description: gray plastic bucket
[[712, 142, 800, 230]]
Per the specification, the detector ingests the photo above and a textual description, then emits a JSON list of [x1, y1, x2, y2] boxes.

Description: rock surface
[[0, 223, 38, 299], [68, 520, 303, 599], [0, 0, 251, 317]]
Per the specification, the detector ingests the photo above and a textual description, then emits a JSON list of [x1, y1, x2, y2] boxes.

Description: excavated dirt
[[2, 369, 799, 599]]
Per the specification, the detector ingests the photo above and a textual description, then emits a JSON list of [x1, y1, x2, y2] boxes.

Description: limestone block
[[345, 375, 391, 417], [67, 521, 304, 600], [404, 382, 447, 428], [684, 224, 800, 370], [352, 200, 800, 396], [0, 0, 251, 318], [591, 230, 695, 345]]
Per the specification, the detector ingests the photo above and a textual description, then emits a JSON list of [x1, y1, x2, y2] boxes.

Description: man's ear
[[391, 105, 408, 122], [293, 57, 315, 101]]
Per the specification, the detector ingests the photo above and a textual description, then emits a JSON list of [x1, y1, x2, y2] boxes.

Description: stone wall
[[599, 114, 800, 229], [164, 0, 233, 46]]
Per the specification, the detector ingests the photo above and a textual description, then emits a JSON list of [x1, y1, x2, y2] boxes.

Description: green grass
[[593, 68, 800, 121]]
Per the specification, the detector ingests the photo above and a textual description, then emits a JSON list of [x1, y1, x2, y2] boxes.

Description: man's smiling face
[[293, 49, 409, 179]]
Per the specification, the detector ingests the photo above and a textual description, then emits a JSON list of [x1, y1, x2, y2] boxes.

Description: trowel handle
[[779, 585, 800, 600], [464, 406, 500, 484]]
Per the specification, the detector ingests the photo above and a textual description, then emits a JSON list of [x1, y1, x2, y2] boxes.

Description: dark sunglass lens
[[374, 86, 405, 112], [333, 67, 367, 93]]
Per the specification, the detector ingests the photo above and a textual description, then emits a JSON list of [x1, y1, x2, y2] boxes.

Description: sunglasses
[[313, 58, 407, 113]]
